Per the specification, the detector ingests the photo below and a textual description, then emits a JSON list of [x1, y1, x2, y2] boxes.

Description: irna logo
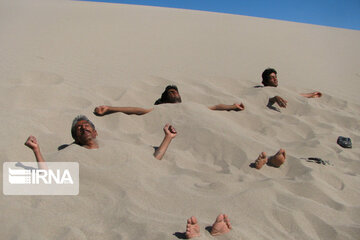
[[3, 162, 79, 195], [8, 168, 74, 185]]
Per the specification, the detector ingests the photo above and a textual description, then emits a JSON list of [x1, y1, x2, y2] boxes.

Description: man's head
[[71, 115, 97, 146], [155, 85, 182, 105], [262, 68, 278, 87]]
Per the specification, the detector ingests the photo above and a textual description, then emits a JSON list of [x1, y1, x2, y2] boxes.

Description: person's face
[[74, 120, 97, 144], [167, 89, 182, 103], [267, 73, 278, 87]]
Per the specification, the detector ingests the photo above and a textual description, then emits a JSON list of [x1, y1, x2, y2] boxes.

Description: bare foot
[[254, 152, 268, 169], [210, 214, 232, 236], [268, 149, 286, 167], [185, 216, 200, 239]]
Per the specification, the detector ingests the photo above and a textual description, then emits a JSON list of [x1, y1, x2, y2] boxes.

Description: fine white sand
[[1, 0, 360, 239]]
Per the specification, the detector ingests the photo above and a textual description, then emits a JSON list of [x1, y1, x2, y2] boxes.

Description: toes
[[255, 159, 265, 169], [190, 216, 198, 224], [279, 148, 286, 157], [224, 214, 230, 223], [257, 152, 265, 160], [226, 221, 232, 229], [275, 149, 281, 156], [224, 215, 232, 229], [255, 152, 268, 169], [215, 214, 224, 222]]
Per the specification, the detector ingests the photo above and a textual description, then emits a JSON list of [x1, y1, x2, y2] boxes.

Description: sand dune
[[1, 0, 360, 239]]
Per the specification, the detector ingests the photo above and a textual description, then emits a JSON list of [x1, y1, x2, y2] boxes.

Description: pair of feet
[[185, 214, 232, 239], [254, 149, 286, 169]]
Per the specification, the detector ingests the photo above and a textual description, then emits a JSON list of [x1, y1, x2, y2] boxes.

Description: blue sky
[[80, 0, 360, 30]]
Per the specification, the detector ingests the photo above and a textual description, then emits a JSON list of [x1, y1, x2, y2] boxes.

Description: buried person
[[24, 115, 99, 169], [94, 85, 245, 116], [25, 116, 177, 167], [262, 68, 322, 109]]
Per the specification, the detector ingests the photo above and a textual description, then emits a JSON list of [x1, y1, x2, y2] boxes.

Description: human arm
[[24, 136, 47, 170], [208, 103, 245, 111], [300, 91, 322, 98], [154, 124, 177, 160], [94, 105, 153, 116], [268, 96, 287, 108]]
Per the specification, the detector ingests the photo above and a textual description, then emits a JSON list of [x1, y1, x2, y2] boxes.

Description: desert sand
[[1, 0, 360, 239]]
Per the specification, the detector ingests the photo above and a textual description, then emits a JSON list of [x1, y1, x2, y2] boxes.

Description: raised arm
[[94, 105, 153, 116], [154, 124, 177, 160], [208, 103, 245, 111], [300, 91, 322, 98], [268, 96, 287, 108], [24, 136, 47, 170]]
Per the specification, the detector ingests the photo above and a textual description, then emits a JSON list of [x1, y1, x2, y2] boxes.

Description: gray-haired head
[[71, 115, 96, 140]]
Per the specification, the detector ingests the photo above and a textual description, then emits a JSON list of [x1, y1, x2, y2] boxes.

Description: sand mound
[[1, 0, 359, 239]]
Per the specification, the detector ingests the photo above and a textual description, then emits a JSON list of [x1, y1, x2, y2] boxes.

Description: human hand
[[94, 105, 109, 116], [273, 96, 287, 108], [301, 91, 322, 98], [24, 136, 40, 151], [163, 124, 177, 139], [232, 103, 245, 111]]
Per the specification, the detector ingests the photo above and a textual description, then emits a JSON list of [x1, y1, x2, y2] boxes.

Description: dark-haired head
[[262, 68, 278, 87], [154, 85, 182, 105]]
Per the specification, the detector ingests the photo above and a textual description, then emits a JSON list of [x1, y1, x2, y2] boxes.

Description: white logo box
[[3, 162, 79, 195]]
